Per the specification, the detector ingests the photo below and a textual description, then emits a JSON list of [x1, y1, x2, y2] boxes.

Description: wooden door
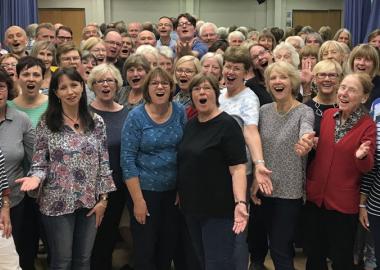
[[293, 10, 342, 36], [38, 8, 85, 46]]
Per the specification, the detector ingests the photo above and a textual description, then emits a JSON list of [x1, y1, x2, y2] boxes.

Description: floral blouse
[[29, 114, 116, 216], [333, 107, 367, 143]]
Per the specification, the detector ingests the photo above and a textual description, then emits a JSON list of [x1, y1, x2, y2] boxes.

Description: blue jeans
[[41, 208, 97, 270], [185, 215, 235, 270]]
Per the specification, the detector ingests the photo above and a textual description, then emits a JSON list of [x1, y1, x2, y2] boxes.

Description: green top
[[7, 100, 48, 128]]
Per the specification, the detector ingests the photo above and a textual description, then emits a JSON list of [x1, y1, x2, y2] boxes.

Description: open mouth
[[12, 43, 20, 48], [97, 57, 104, 62], [102, 89, 110, 94], [131, 78, 141, 84], [226, 76, 236, 83], [321, 82, 333, 88], [179, 79, 188, 84], [121, 49, 129, 54], [199, 98, 207, 104], [156, 92, 165, 97], [356, 66, 367, 72], [26, 84, 35, 90], [85, 70, 91, 75], [273, 86, 284, 92]]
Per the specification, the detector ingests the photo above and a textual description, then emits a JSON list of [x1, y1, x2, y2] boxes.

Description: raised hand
[[356, 141, 371, 160]]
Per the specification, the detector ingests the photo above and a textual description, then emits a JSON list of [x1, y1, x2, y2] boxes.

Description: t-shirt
[[90, 106, 128, 189], [177, 112, 247, 218], [219, 87, 260, 175], [7, 100, 48, 128]]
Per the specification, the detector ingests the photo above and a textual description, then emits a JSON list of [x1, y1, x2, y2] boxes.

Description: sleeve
[[299, 106, 315, 138], [239, 93, 260, 126], [120, 110, 142, 181], [192, 40, 208, 59], [361, 150, 379, 195], [0, 149, 10, 198], [95, 116, 116, 195], [221, 117, 248, 166], [28, 120, 49, 182], [355, 121, 376, 173]]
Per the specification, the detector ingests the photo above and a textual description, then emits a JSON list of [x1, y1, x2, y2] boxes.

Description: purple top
[[29, 113, 116, 216]]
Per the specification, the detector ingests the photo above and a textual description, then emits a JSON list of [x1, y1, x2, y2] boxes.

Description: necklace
[[276, 101, 297, 116], [62, 111, 80, 129], [314, 99, 338, 117]]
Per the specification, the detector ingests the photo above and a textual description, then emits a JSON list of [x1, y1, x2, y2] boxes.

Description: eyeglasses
[[176, 69, 195, 76], [150, 80, 170, 87], [192, 86, 213, 92], [316, 73, 339, 79], [0, 63, 17, 68], [177, 21, 193, 28], [57, 36, 72, 41], [93, 79, 116, 85], [61, 56, 81, 63], [105, 40, 122, 47]]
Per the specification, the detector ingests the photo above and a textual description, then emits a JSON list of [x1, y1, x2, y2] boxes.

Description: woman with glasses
[[0, 53, 21, 97], [88, 63, 129, 270], [121, 67, 185, 270], [81, 37, 107, 64], [16, 67, 116, 270], [173, 55, 201, 119], [305, 60, 343, 136], [305, 73, 376, 270]]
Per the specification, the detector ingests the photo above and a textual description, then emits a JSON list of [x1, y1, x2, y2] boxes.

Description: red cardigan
[[306, 108, 376, 214]]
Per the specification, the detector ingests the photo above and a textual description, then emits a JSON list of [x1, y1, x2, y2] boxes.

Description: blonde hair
[[265, 61, 300, 97]]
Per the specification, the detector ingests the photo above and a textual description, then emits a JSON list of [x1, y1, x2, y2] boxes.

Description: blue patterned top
[[121, 102, 186, 191], [29, 114, 116, 216]]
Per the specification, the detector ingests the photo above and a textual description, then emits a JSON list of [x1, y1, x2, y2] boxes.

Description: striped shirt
[[361, 98, 380, 216], [0, 148, 10, 208]]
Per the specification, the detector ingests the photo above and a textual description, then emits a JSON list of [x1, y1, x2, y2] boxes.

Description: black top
[[365, 75, 380, 110], [177, 112, 247, 218], [245, 77, 273, 107], [305, 99, 337, 136], [90, 106, 129, 189]]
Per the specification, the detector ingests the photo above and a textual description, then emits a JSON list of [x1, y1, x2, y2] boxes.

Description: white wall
[[38, 0, 344, 29]]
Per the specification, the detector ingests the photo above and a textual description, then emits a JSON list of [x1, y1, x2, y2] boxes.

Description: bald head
[[4, 26, 28, 57], [136, 30, 157, 47]]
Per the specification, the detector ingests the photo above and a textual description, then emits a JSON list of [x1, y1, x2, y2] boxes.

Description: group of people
[[1, 11, 380, 270]]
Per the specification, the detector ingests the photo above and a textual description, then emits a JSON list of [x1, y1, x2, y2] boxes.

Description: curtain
[[0, 0, 38, 45], [365, 0, 380, 42], [344, 0, 372, 46]]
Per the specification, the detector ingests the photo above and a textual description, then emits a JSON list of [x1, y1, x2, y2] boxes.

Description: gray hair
[[273, 42, 300, 68]]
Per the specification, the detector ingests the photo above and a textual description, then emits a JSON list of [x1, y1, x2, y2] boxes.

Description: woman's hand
[[87, 201, 107, 228], [15, 176, 41, 191], [250, 180, 262, 205], [233, 203, 249, 234], [295, 132, 315, 156], [0, 206, 12, 238], [134, 199, 149, 225], [255, 164, 273, 195], [356, 141, 371, 160], [359, 207, 370, 231]]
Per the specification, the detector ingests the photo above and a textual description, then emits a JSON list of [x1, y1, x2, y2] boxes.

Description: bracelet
[[359, 204, 366, 208], [235, 201, 248, 206], [254, 160, 265, 165]]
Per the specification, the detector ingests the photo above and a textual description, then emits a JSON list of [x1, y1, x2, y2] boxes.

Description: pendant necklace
[[63, 112, 80, 129]]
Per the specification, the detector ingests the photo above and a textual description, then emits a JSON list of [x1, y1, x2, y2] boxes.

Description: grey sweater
[[259, 103, 314, 199]]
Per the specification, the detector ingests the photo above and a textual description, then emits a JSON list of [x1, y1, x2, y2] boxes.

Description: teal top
[[7, 100, 48, 128]]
